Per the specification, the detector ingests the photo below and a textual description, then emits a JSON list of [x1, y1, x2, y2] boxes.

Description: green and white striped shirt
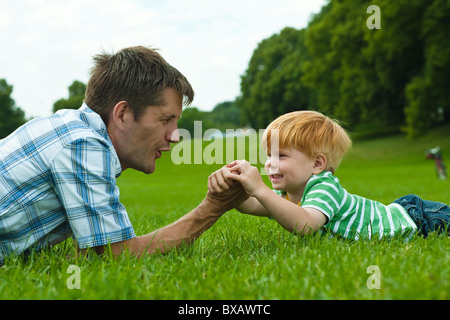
[[286, 171, 417, 240]]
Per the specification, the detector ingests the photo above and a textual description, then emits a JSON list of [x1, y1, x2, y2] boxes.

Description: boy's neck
[[286, 170, 331, 205], [286, 189, 304, 205]]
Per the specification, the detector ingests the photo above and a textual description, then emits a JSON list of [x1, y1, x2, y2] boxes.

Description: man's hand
[[207, 161, 240, 194], [207, 161, 249, 212], [225, 160, 266, 198], [206, 180, 249, 213]]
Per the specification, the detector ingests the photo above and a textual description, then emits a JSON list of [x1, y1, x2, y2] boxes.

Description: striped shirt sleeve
[[50, 137, 135, 249], [301, 173, 341, 223]]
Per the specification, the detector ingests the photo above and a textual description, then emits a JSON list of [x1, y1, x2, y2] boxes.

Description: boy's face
[[265, 147, 316, 197]]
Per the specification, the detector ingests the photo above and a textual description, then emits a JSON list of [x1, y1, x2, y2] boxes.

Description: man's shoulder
[[51, 105, 109, 143], [0, 105, 112, 169]]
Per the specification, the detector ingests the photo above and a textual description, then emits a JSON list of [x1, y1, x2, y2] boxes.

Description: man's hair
[[262, 110, 352, 172], [84, 46, 194, 125]]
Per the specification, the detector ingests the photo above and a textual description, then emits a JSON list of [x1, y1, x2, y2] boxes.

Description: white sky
[[0, 0, 326, 118]]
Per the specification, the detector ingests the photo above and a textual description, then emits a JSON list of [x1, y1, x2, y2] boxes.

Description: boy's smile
[[265, 147, 317, 202], [268, 174, 284, 184]]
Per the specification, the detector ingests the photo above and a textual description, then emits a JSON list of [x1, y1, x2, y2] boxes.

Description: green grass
[[1, 124, 449, 300]]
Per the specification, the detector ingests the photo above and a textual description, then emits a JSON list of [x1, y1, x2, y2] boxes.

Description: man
[[0, 46, 247, 262]]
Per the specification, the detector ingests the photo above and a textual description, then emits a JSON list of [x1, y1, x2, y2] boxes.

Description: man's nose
[[169, 128, 180, 143]]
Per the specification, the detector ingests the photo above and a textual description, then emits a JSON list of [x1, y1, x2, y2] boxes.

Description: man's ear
[[312, 153, 327, 174], [110, 101, 131, 127]]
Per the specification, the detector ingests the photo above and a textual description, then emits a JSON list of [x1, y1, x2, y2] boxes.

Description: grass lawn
[[0, 124, 449, 301]]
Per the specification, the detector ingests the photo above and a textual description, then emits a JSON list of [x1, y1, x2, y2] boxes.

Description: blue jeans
[[393, 194, 450, 237]]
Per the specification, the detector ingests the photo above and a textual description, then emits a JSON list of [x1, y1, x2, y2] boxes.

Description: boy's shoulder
[[304, 171, 341, 193], [308, 171, 339, 184]]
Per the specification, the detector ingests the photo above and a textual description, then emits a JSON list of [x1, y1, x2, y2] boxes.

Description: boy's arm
[[252, 187, 326, 235], [236, 196, 270, 217], [226, 161, 326, 235]]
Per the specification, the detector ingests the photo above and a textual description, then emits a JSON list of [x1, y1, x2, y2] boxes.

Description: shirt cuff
[[75, 226, 136, 249]]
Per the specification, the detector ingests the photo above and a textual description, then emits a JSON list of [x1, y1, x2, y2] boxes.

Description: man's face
[[116, 87, 182, 174]]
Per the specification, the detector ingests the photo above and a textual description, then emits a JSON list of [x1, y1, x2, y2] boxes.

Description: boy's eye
[[266, 153, 287, 159]]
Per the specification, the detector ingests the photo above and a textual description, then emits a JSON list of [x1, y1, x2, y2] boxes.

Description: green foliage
[[362, 0, 430, 136], [239, 0, 450, 137], [177, 107, 214, 137], [208, 101, 241, 132], [52, 80, 86, 113], [302, 0, 428, 129], [238, 27, 314, 129], [0, 79, 27, 139], [178, 101, 241, 137], [404, 0, 450, 138]]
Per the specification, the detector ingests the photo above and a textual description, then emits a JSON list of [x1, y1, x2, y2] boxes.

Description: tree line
[[0, 78, 241, 138], [49, 80, 242, 136], [1, 0, 448, 139], [238, 0, 450, 138]]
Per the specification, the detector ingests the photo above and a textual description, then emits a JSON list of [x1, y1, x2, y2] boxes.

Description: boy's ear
[[312, 153, 327, 174]]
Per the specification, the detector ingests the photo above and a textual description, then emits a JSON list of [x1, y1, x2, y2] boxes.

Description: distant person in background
[[209, 111, 450, 240], [0, 46, 248, 264]]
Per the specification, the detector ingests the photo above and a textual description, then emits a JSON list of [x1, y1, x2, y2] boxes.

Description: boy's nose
[[266, 158, 279, 174]]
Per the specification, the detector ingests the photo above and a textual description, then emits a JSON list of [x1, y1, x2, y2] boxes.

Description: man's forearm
[[98, 185, 248, 258], [134, 197, 226, 255]]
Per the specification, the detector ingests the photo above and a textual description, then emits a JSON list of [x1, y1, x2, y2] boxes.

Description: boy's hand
[[226, 160, 266, 198], [208, 162, 241, 193]]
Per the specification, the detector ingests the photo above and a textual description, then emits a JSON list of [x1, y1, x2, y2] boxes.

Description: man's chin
[[144, 166, 156, 175], [136, 161, 156, 175]]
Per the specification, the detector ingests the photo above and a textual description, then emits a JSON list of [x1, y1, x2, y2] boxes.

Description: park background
[[0, 0, 449, 300], [2, 0, 450, 140]]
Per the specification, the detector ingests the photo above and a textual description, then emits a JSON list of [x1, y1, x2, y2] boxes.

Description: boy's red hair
[[262, 111, 352, 172]]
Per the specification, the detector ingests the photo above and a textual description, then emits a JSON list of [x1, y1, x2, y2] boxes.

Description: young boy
[[208, 111, 450, 240]]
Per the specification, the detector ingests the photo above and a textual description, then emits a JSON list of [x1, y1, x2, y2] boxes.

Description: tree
[[302, 0, 448, 136], [404, 0, 450, 137], [238, 27, 314, 129], [53, 80, 86, 113], [362, 0, 430, 136], [177, 107, 215, 137], [177, 101, 242, 137], [239, 0, 449, 138], [0, 79, 27, 138], [303, 0, 407, 129], [209, 101, 241, 131]]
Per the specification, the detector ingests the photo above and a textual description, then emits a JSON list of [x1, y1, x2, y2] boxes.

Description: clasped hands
[[208, 160, 265, 199]]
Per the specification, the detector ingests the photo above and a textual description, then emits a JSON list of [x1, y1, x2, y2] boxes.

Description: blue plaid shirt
[[0, 104, 135, 262]]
